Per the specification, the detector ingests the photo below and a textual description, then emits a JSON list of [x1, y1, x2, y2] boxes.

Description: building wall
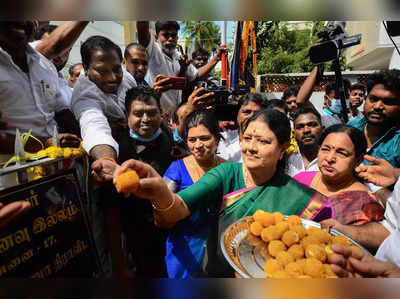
[[52, 21, 126, 78], [345, 21, 400, 70]]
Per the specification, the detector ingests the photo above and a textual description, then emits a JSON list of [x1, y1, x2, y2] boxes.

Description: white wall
[[52, 21, 125, 78], [266, 92, 325, 114]]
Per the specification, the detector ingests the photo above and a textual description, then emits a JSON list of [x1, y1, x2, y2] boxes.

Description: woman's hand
[[113, 159, 174, 206], [328, 243, 400, 278]]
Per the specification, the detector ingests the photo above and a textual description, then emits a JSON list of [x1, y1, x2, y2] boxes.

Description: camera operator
[[182, 47, 221, 103], [136, 21, 227, 119]]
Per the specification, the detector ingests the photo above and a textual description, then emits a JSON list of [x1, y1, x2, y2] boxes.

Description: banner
[[0, 169, 101, 278]]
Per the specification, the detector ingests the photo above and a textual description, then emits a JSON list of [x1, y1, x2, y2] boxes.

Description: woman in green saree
[[113, 109, 332, 277]]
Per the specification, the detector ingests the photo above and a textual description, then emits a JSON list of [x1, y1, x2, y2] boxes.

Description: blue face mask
[[129, 128, 162, 142], [330, 98, 350, 114]]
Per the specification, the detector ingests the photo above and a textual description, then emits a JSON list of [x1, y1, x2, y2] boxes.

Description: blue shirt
[[347, 117, 400, 168], [138, 79, 149, 87]]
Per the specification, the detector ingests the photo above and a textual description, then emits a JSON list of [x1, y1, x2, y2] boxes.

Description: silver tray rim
[[220, 216, 372, 278]]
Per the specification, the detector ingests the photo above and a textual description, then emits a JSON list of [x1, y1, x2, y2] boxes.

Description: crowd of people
[[1, 20, 400, 279]]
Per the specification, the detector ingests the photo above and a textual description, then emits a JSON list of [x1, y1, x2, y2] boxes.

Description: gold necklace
[[243, 165, 253, 187], [191, 155, 219, 182]]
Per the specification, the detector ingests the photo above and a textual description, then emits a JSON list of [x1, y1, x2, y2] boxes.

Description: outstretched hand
[[45, 133, 81, 149], [356, 155, 399, 187], [0, 201, 31, 230], [328, 243, 400, 278], [187, 87, 215, 109], [91, 158, 118, 183], [113, 159, 173, 204], [215, 46, 228, 60]]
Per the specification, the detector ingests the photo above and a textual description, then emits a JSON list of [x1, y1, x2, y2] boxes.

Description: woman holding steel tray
[[113, 109, 334, 277]]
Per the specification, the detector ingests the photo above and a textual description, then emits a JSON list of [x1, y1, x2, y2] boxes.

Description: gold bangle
[[152, 194, 176, 212]]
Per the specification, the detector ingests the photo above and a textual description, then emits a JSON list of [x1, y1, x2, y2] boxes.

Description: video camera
[[309, 21, 362, 64], [199, 81, 250, 121], [200, 81, 249, 104]]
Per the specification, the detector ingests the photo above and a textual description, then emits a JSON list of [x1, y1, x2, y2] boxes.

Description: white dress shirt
[[71, 69, 136, 155], [217, 130, 242, 162], [145, 35, 198, 115], [0, 44, 60, 139], [56, 72, 73, 110], [379, 178, 400, 234], [285, 148, 319, 177], [29, 40, 73, 111], [375, 178, 400, 267]]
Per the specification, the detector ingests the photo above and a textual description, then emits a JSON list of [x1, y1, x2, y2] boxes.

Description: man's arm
[[35, 21, 89, 61], [195, 47, 226, 81], [321, 219, 390, 252], [136, 21, 151, 48], [296, 65, 319, 106], [90, 144, 117, 161]]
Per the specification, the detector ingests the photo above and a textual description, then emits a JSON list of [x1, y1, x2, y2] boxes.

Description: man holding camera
[[182, 47, 220, 103], [136, 21, 226, 118]]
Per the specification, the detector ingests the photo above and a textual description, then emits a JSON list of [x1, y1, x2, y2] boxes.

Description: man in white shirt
[[328, 178, 400, 278], [68, 63, 83, 88], [0, 21, 87, 157], [217, 93, 269, 162], [349, 83, 365, 119], [137, 21, 226, 118], [286, 106, 322, 177], [31, 24, 73, 110], [71, 35, 137, 182]]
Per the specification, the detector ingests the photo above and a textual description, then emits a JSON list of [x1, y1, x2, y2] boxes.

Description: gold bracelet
[[152, 194, 176, 212]]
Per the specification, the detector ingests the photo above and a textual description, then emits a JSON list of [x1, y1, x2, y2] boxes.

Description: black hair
[[267, 98, 289, 115], [293, 106, 322, 125], [242, 109, 291, 145], [238, 92, 269, 110], [319, 124, 367, 160], [33, 24, 57, 40], [325, 79, 351, 97], [124, 42, 146, 59], [184, 110, 222, 142], [325, 82, 336, 96], [366, 69, 400, 97], [192, 47, 210, 59], [282, 85, 300, 101], [242, 109, 291, 173], [350, 83, 366, 94], [68, 62, 83, 76], [80, 36, 122, 68], [235, 93, 269, 126], [124, 86, 161, 114], [155, 21, 180, 35]]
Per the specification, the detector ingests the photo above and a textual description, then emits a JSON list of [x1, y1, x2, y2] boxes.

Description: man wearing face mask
[[322, 80, 351, 126], [137, 21, 226, 118]]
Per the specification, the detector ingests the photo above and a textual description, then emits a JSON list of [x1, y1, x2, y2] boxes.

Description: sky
[[179, 21, 235, 45], [214, 21, 234, 43]]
